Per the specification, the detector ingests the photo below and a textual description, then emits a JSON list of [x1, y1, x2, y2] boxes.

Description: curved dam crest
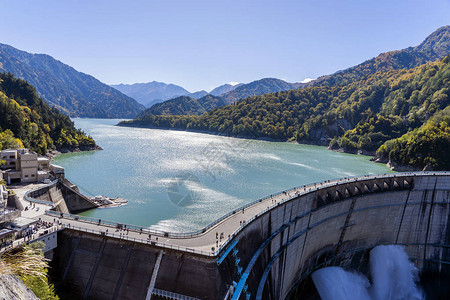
[[27, 172, 450, 299]]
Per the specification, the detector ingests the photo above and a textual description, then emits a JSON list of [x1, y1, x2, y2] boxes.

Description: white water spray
[[312, 245, 424, 300]]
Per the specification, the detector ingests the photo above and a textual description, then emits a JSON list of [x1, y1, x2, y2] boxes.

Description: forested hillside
[[0, 73, 96, 154], [376, 107, 449, 171], [219, 78, 302, 104], [120, 55, 450, 170], [0, 43, 144, 118]]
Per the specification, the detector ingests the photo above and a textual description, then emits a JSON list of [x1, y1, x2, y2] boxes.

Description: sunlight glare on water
[[53, 118, 393, 233]]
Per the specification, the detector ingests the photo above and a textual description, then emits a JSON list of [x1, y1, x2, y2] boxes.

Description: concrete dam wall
[[48, 173, 450, 299], [27, 180, 98, 213], [53, 230, 223, 300]]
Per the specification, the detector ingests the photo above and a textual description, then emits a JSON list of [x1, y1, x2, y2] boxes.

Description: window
[[25, 175, 28, 178], [10, 156, 14, 159], [31, 174, 35, 177]]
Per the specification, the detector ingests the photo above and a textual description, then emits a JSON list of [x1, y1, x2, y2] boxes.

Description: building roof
[[11, 217, 38, 228], [37, 157, 50, 162], [0, 149, 18, 153], [50, 164, 65, 173], [3, 169, 20, 174], [50, 164, 64, 169]]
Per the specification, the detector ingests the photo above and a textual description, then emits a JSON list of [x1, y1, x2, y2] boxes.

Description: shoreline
[[48, 144, 103, 158]]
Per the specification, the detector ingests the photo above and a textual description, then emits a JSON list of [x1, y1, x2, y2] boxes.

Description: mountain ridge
[[307, 25, 450, 88], [0, 43, 144, 118], [210, 83, 244, 96], [139, 77, 302, 116], [219, 78, 303, 104], [112, 81, 244, 107], [111, 81, 190, 107]]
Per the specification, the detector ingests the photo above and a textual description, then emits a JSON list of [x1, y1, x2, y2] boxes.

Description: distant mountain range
[[111, 81, 190, 107], [210, 83, 244, 96], [138, 78, 303, 116], [0, 43, 144, 118], [112, 81, 244, 108], [188, 90, 209, 99]]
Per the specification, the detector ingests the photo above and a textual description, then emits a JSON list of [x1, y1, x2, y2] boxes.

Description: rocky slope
[[0, 275, 38, 300]]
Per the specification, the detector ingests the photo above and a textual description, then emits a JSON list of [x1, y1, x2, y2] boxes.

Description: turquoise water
[[54, 118, 393, 232]]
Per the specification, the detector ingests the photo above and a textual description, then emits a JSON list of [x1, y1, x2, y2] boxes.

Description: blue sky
[[1, 0, 449, 92]]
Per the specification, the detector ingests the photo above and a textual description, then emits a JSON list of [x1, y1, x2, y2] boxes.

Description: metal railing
[[60, 223, 213, 256], [152, 288, 201, 300], [23, 180, 59, 207], [42, 171, 449, 257], [0, 224, 63, 254]]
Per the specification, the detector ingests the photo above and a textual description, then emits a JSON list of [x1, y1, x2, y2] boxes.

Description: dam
[[24, 172, 450, 299]]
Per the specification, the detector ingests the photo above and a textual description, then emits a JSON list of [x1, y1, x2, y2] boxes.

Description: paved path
[[9, 183, 51, 219], [39, 187, 299, 254]]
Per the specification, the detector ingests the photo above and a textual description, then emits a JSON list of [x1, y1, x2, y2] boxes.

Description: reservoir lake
[[54, 118, 393, 233]]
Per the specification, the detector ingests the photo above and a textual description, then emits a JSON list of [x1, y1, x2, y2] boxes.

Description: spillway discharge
[[312, 245, 424, 300]]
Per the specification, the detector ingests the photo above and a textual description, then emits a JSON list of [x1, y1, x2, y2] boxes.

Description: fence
[[61, 223, 214, 256], [23, 180, 58, 207], [43, 171, 449, 257], [0, 225, 63, 254]]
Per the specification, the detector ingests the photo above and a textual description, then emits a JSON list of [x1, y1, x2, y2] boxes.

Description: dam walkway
[[18, 171, 450, 300], [28, 171, 445, 256]]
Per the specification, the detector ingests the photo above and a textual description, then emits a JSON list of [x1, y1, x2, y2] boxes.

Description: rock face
[[0, 275, 38, 300]]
